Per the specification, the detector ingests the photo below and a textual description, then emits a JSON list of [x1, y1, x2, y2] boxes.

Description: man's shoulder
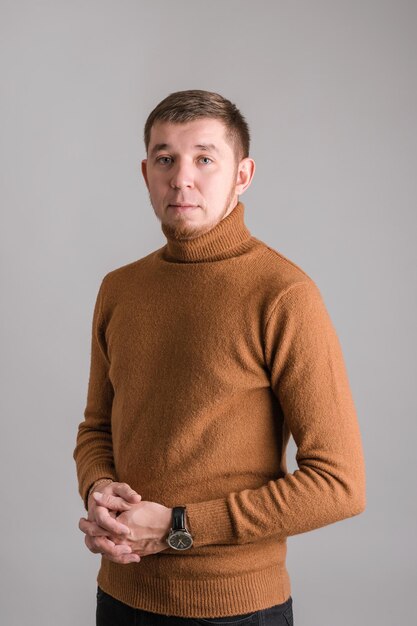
[[251, 236, 317, 293], [95, 248, 164, 295], [99, 247, 163, 289]]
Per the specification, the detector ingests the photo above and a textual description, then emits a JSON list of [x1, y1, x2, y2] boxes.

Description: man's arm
[[184, 279, 367, 548], [73, 278, 118, 510], [73, 278, 144, 563]]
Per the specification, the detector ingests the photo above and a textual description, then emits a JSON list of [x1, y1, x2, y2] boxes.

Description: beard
[[151, 172, 238, 242]]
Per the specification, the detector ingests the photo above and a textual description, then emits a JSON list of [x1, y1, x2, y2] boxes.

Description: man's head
[[141, 89, 255, 240]]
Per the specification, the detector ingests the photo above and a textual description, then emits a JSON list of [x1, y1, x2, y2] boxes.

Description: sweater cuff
[[184, 497, 236, 548], [80, 466, 117, 511]]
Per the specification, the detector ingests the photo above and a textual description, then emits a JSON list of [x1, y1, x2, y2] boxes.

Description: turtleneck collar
[[160, 201, 253, 263]]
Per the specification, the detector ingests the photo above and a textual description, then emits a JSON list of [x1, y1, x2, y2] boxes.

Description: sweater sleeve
[[185, 280, 366, 547], [73, 278, 117, 510]]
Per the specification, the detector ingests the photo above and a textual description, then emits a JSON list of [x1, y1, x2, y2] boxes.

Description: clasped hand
[[78, 482, 173, 565]]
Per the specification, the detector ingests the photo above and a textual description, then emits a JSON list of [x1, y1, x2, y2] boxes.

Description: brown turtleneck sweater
[[73, 201, 366, 618]]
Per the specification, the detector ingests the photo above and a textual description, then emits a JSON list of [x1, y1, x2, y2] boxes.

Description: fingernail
[[93, 492, 103, 499]]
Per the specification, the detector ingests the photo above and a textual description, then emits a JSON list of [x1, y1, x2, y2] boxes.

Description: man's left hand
[[93, 495, 173, 557]]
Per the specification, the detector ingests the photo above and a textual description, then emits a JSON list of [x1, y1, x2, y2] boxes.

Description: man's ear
[[141, 159, 149, 189], [235, 158, 256, 196]]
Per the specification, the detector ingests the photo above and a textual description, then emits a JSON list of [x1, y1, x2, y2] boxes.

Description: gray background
[[1, 1, 415, 624]]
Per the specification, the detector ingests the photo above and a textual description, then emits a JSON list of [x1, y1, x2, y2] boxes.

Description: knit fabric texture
[[73, 200, 366, 618]]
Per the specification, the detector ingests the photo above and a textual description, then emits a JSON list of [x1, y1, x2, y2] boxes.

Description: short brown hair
[[143, 89, 250, 164]]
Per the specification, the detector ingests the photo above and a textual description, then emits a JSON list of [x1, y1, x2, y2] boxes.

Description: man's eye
[[156, 156, 172, 165], [199, 156, 212, 164]]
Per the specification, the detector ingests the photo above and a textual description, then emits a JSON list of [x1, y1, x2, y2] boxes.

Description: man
[[74, 89, 366, 625]]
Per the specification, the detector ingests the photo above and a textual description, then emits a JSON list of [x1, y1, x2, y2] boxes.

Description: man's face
[[141, 118, 255, 240]]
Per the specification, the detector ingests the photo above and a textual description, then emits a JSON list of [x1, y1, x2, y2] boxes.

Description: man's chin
[[161, 220, 206, 241]]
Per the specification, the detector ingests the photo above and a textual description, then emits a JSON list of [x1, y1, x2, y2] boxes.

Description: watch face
[[168, 530, 193, 550]]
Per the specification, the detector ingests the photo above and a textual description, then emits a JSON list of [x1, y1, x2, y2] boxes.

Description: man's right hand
[[79, 481, 142, 565]]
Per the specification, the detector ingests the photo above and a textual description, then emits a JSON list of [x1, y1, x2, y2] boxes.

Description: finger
[[84, 533, 140, 563], [79, 517, 112, 538], [94, 505, 131, 536], [84, 535, 102, 554], [85, 534, 132, 556], [92, 491, 133, 512], [85, 535, 140, 564], [104, 552, 141, 565], [81, 508, 129, 538], [112, 482, 142, 503]]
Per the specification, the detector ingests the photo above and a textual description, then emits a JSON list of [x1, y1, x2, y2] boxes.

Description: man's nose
[[170, 162, 194, 189]]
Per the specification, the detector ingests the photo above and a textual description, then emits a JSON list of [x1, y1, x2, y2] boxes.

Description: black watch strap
[[172, 506, 187, 530]]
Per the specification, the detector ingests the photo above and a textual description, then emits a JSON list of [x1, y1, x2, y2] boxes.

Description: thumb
[[92, 491, 133, 512]]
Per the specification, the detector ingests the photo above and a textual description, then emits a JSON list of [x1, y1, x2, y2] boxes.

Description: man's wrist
[[166, 506, 193, 550], [87, 478, 114, 500]]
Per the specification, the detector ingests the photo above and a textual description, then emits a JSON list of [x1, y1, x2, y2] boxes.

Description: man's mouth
[[168, 204, 199, 210]]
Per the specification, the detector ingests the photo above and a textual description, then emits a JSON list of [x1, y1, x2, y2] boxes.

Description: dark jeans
[[96, 586, 294, 626]]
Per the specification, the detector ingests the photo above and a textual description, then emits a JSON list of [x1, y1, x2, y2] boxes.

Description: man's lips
[[168, 203, 199, 211], [169, 203, 198, 207]]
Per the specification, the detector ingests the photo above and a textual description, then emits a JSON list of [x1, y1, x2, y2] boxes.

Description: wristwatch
[[166, 506, 193, 550]]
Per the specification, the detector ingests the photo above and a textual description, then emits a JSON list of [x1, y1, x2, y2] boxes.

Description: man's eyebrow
[[194, 143, 220, 153], [150, 143, 169, 156], [150, 143, 220, 156]]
